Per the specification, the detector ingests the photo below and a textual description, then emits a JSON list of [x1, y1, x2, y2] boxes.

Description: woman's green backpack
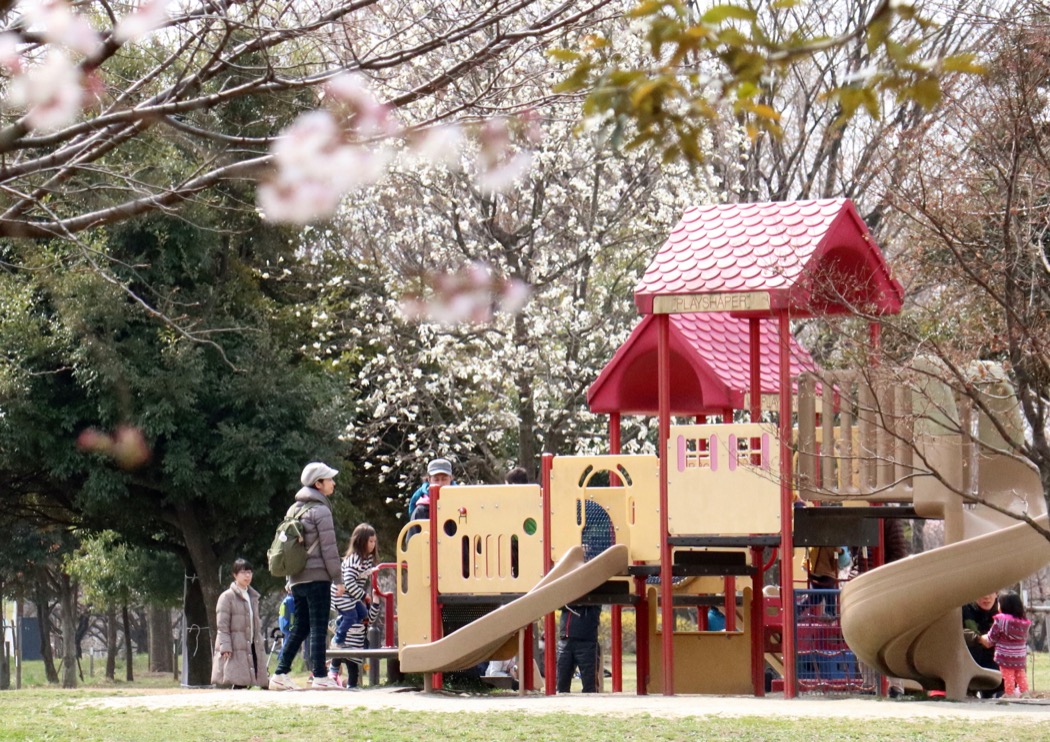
[[266, 502, 318, 577]]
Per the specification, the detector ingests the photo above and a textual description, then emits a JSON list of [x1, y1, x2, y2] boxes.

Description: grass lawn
[[4, 654, 1050, 740], [3, 690, 1050, 742]]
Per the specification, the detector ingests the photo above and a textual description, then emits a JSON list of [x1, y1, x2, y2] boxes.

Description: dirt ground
[[86, 686, 1050, 720]]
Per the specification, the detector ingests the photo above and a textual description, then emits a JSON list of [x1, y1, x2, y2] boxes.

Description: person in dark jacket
[[963, 591, 1003, 698], [556, 603, 601, 693], [407, 457, 454, 516], [269, 462, 346, 690]]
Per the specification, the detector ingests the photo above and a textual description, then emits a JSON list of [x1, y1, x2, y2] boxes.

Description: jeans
[[334, 601, 369, 645], [274, 580, 331, 679]]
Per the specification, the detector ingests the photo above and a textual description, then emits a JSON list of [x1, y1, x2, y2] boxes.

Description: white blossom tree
[[302, 10, 726, 500]]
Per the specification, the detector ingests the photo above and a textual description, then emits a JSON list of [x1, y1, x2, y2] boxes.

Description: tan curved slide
[[842, 478, 1050, 699], [400, 544, 629, 673]]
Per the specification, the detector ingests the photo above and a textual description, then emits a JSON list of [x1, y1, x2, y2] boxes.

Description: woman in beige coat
[[211, 558, 265, 688]]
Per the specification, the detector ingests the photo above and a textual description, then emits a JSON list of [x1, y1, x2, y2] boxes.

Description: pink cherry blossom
[[407, 124, 465, 168], [477, 118, 533, 193], [7, 52, 84, 131], [325, 72, 397, 138], [77, 425, 151, 469], [258, 174, 342, 225], [23, 0, 102, 56], [0, 32, 24, 73], [114, 0, 172, 43], [499, 278, 531, 314], [399, 262, 531, 325], [261, 109, 393, 222]]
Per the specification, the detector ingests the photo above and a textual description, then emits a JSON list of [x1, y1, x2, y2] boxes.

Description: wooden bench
[[481, 675, 516, 690], [326, 647, 399, 662]]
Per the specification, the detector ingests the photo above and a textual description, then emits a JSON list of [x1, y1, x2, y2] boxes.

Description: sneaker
[[330, 638, 346, 649], [268, 673, 299, 691], [311, 676, 341, 689], [327, 670, 342, 687]]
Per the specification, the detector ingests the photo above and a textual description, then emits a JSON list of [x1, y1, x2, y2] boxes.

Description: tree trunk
[[105, 606, 117, 680], [58, 573, 78, 689], [123, 603, 134, 682], [75, 613, 90, 659], [148, 605, 173, 673], [182, 574, 213, 686], [0, 580, 8, 690], [129, 607, 148, 653], [33, 588, 58, 684], [176, 503, 222, 636]]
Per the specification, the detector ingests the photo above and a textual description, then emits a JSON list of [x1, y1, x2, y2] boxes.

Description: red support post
[[657, 313, 674, 695], [429, 483, 443, 690], [634, 574, 649, 695], [609, 411, 623, 691], [749, 318, 762, 422], [541, 452, 557, 695], [748, 319, 766, 695], [522, 623, 535, 692], [778, 311, 797, 698]]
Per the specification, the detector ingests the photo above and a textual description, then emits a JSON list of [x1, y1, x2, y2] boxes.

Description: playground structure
[[387, 199, 1049, 698]]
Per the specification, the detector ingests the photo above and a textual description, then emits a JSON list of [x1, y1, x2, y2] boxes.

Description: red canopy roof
[[634, 199, 903, 317], [587, 313, 816, 416]]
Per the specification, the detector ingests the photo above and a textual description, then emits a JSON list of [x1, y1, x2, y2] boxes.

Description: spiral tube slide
[[841, 514, 1050, 699]]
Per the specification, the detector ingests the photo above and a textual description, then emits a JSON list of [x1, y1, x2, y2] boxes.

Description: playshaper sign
[[653, 292, 771, 314]]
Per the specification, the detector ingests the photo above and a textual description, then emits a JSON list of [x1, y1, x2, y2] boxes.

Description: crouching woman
[[212, 558, 265, 688]]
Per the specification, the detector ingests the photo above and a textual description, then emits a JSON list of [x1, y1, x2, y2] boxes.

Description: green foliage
[[65, 531, 182, 609], [0, 199, 349, 598], [555, 0, 984, 164]]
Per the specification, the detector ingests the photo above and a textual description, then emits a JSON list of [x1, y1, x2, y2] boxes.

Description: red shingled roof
[[634, 199, 903, 317], [587, 313, 816, 416]]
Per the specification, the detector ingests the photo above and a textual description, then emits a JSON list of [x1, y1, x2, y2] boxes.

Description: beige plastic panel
[[549, 454, 661, 563], [647, 585, 754, 694], [395, 520, 432, 648], [667, 423, 781, 535], [431, 484, 546, 596]]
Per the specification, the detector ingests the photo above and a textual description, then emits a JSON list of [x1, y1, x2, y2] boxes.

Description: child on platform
[[983, 591, 1031, 697], [329, 524, 379, 685]]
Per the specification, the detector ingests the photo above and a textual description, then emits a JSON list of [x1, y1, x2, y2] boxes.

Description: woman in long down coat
[[211, 558, 266, 688]]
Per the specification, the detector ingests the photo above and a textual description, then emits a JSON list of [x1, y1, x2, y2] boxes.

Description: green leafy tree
[[65, 530, 181, 682], [0, 201, 350, 683]]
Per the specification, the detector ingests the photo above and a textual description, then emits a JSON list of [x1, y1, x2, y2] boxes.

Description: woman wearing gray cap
[[269, 462, 346, 690]]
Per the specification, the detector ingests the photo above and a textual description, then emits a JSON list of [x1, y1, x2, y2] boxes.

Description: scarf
[[230, 582, 254, 644]]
